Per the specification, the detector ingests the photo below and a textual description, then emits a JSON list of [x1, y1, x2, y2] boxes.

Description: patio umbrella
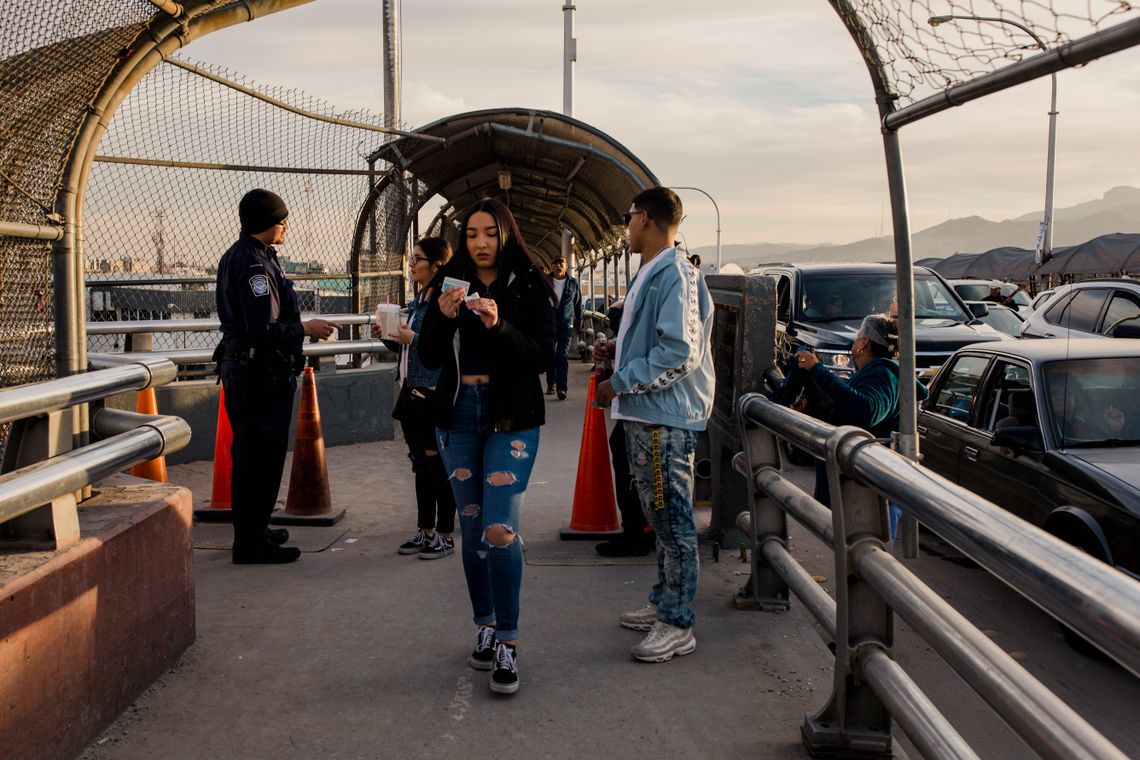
[[961, 246, 1038, 280], [1034, 232, 1140, 276], [928, 252, 980, 279]]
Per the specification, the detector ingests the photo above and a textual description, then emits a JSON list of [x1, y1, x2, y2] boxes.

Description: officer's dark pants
[[221, 360, 297, 549], [609, 423, 648, 539]]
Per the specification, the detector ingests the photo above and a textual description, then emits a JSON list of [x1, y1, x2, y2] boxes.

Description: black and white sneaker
[[467, 625, 497, 671], [419, 533, 455, 560], [490, 643, 519, 695], [398, 529, 430, 555]]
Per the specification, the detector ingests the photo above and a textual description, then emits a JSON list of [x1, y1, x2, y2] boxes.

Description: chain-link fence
[[839, 1, 1138, 107], [85, 54, 405, 354], [1, 1, 154, 390]]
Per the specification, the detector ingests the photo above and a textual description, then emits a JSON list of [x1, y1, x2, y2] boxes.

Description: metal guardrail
[[88, 338, 394, 369], [85, 313, 377, 335], [733, 392, 1139, 760], [0, 359, 190, 532], [85, 315, 396, 374]]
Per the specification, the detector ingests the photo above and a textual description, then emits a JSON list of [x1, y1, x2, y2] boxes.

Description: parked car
[[948, 279, 1033, 316], [1019, 279, 1140, 339], [968, 301, 1025, 337], [1031, 288, 1056, 311], [918, 339, 1140, 651], [751, 263, 1005, 379]]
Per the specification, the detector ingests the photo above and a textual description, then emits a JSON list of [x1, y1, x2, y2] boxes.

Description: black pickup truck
[[750, 263, 1006, 378]]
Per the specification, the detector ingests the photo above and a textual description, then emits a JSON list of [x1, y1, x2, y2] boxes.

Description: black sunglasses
[[622, 210, 647, 225]]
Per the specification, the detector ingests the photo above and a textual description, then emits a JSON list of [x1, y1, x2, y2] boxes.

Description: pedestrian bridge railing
[[86, 313, 394, 372], [733, 393, 1140, 760], [0, 358, 190, 550]]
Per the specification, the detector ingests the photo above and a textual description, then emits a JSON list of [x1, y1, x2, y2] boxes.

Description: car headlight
[[816, 350, 852, 370]]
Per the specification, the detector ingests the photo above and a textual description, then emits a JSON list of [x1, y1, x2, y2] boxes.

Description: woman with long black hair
[[418, 198, 555, 696], [374, 237, 456, 559]]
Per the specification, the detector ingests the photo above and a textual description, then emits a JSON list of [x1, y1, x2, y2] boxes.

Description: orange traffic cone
[[130, 387, 168, 483], [560, 374, 621, 540], [195, 387, 235, 522], [274, 367, 345, 526]]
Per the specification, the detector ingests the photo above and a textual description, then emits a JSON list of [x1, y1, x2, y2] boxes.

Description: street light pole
[[669, 186, 721, 271], [929, 14, 1057, 262], [561, 2, 577, 265]]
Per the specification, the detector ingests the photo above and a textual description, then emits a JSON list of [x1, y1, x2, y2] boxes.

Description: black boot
[[233, 541, 301, 564]]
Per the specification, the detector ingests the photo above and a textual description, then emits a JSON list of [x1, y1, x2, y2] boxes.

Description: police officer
[[215, 189, 338, 564]]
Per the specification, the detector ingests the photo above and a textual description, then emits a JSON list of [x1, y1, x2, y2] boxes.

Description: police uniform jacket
[[215, 234, 304, 372]]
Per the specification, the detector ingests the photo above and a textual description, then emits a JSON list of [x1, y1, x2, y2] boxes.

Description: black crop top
[[458, 279, 495, 375]]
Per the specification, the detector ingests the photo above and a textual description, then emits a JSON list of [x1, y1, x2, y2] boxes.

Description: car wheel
[[1051, 526, 1111, 660]]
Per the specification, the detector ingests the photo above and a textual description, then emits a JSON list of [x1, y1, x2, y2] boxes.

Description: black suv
[[752, 263, 1006, 378]]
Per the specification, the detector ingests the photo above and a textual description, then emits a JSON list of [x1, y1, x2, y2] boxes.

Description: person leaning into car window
[[982, 280, 1021, 308], [796, 314, 929, 537]]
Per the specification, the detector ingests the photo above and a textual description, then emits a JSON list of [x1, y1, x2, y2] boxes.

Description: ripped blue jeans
[[437, 383, 539, 641], [624, 421, 699, 630]]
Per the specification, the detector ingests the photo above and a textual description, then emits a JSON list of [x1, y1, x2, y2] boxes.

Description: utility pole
[[561, 2, 576, 265]]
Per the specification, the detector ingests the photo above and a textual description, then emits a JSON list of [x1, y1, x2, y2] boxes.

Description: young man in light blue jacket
[[595, 187, 715, 662]]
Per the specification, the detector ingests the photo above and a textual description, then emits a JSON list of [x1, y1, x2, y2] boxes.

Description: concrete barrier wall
[[0, 478, 195, 760], [104, 365, 397, 465]]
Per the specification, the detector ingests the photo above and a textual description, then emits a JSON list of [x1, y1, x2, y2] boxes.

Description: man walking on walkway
[[595, 187, 714, 662], [546, 254, 582, 400]]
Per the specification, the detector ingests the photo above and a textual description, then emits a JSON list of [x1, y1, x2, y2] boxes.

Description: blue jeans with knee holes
[[623, 421, 699, 630], [437, 383, 539, 641]]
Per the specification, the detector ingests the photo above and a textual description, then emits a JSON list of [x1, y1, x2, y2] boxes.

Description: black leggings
[[400, 413, 456, 534]]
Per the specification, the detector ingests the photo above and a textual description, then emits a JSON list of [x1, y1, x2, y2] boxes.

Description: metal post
[[382, 0, 400, 136], [803, 426, 893, 756], [881, 128, 920, 558], [602, 251, 609, 310], [562, 1, 576, 116], [1041, 71, 1057, 261], [734, 398, 790, 609], [927, 15, 1057, 262]]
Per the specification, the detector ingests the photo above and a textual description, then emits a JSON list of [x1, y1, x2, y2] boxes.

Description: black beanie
[[239, 189, 289, 234]]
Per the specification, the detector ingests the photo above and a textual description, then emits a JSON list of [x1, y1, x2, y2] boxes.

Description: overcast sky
[[183, 1, 1140, 249]]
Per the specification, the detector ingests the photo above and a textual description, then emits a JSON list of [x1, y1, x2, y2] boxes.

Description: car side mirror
[[969, 302, 990, 318], [991, 426, 1043, 455]]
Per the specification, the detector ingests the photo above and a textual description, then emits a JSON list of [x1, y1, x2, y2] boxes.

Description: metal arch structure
[[354, 107, 659, 298], [825, 2, 1140, 557]]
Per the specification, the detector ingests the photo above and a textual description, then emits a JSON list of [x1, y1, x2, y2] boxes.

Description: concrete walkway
[[81, 362, 827, 760]]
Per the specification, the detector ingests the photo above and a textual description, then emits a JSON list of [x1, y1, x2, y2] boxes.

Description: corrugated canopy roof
[[367, 108, 659, 263]]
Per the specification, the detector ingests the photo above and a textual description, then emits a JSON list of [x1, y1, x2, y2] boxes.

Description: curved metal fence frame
[[826, 1, 1140, 556]]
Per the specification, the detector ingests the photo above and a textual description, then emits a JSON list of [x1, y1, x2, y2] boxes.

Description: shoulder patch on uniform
[[249, 274, 270, 296]]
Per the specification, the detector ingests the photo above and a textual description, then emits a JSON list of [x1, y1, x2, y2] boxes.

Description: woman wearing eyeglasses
[[418, 198, 555, 696], [374, 237, 457, 559]]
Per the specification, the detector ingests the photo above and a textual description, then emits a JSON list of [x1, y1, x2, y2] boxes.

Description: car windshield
[[979, 306, 1023, 336], [1043, 357, 1140, 447], [955, 283, 991, 301], [1009, 289, 1032, 307], [802, 272, 967, 321]]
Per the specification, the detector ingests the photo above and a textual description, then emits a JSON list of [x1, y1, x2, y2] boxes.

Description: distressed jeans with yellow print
[[623, 420, 699, 630], [437, 383, 539, 642]]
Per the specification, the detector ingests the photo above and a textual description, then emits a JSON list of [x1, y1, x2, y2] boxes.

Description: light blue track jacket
[[610, 247, 715, 431]]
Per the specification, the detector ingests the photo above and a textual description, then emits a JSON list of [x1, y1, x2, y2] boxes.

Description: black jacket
[[418, 267, 555, 432]]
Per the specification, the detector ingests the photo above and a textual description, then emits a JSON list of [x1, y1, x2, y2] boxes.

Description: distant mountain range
[[693, 186, 1140, 268]]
